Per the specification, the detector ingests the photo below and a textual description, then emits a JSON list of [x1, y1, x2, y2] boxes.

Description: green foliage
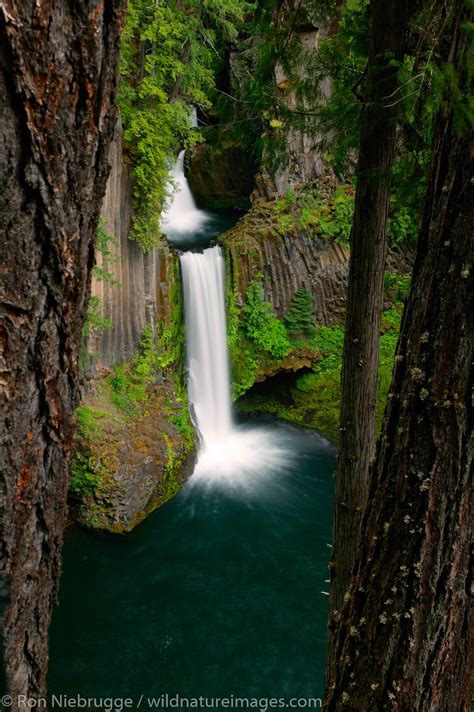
[[119, 0, 248, 251], [83, 220, 119, 338], [275, 188, 297, 214], [169, 406, 194, 451], [308, 325, 345, 372], [76, 405, 111, 437], [284, 288, 317, 338], [233, 268, 408, 441], [92, 219, 120, 285], [273, 182, 421, 248], [380, 305, 404, 334], [70, 452, 103, 497], [236, 318, 401, 443], [108, 324, 158, 416], [156, 262, 185, 370], [384, 272, 411, 301], [309, 186, 354, 243], [273, 185, 355, 244], [70, 406, 111, 496], [82, 296, 113, 338], [167, 375, 195, 451], [243, 282, 291, 358], [387, 205, 418, 244]]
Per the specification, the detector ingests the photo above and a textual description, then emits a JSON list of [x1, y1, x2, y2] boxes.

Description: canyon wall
[[256, 36, 334, 200], [86, 120, 179, 369], [221, 204, 413, 326], [76, 125, 194, 534], [186, 141, 256, 210]]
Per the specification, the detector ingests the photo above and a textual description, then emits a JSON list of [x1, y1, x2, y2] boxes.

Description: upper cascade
[[190, 106, 198, 128], [161, 150, 209, 239]]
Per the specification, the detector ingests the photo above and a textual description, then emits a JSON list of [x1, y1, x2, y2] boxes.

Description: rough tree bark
[[324, 4, 473, 709], [0, 0, 125, 702], [328, 0, 414, 637]]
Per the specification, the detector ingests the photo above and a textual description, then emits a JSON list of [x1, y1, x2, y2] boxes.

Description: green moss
[[273, 185, 355, 243], [156, 260, 185, 371], [76, 405, 112, 438], [71, 291, 196, 529], [70, 452, 103, 497], [166, 376, 195, 451], [234, 305, 403, 443], [108, 325, 158, 417], [229, 340, 259, 400]]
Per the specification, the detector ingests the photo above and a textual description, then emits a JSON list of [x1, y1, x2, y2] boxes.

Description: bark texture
[[329, 0, 414, 629], [0, 0, 125, 701], [324, 4, 473, 709]]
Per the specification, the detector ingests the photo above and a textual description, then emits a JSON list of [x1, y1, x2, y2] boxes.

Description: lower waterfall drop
[[180, 246, 233, 443], [180, 245, 291, 484]]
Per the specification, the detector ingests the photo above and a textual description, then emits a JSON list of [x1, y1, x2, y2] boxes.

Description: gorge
[[48, 155, 336, 700], [2, 1, 471, 707]]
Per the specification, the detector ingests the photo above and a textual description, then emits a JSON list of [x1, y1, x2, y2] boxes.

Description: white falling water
[[161, 150, 209, 237], [189, 105, 198, 128], [163, 150, 291, 487], [180, 246, 233, 443], [180, 246, 292, 485]]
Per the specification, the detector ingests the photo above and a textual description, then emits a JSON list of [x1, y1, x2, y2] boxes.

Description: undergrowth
[[233, 271, 409, 441]]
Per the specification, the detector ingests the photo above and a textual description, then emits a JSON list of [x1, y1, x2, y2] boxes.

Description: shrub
[[243, 282, 291, 359], [70, 452, 102, 497], [384, 271, 411, 301], [109, 324, 157, 416], [387, 206, 418, 244]]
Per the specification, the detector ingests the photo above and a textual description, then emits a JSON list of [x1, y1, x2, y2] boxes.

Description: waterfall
[[164, 151, 291, 484], [161, 150, 208, 237], [180, 246, 233, 444], [180, 246, 291, 483], [190, 105, 198, 128]]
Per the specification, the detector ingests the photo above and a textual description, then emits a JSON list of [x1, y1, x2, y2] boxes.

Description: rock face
[[254, 5, 336, 202], [75, 122, 195, 533], [71, 374, 195, 534], [221, 203, 413, 326], [186, 141, 256, 210], [225, 220, 349, 326], [86, 120, 180, 369]]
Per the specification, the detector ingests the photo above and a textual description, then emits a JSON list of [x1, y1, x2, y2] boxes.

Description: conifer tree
[[284, 287, 317, 338]]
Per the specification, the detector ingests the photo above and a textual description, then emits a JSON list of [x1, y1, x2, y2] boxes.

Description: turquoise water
[[48, 417, 334, 701]]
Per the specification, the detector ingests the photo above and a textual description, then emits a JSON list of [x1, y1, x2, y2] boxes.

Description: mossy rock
[[70, 373, 196, 533]]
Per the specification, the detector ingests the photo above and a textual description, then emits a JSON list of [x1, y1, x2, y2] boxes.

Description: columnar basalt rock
[[86, 121, 181, 369], [186, 142, 256, 211], [254, 2, 336, 202], [220, 205, 413, 327]]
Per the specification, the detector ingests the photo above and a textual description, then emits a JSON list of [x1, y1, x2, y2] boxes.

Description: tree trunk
[[328, 0, 413, 637], [324, 4, 473, 709], [0, 1, 125, 703]]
